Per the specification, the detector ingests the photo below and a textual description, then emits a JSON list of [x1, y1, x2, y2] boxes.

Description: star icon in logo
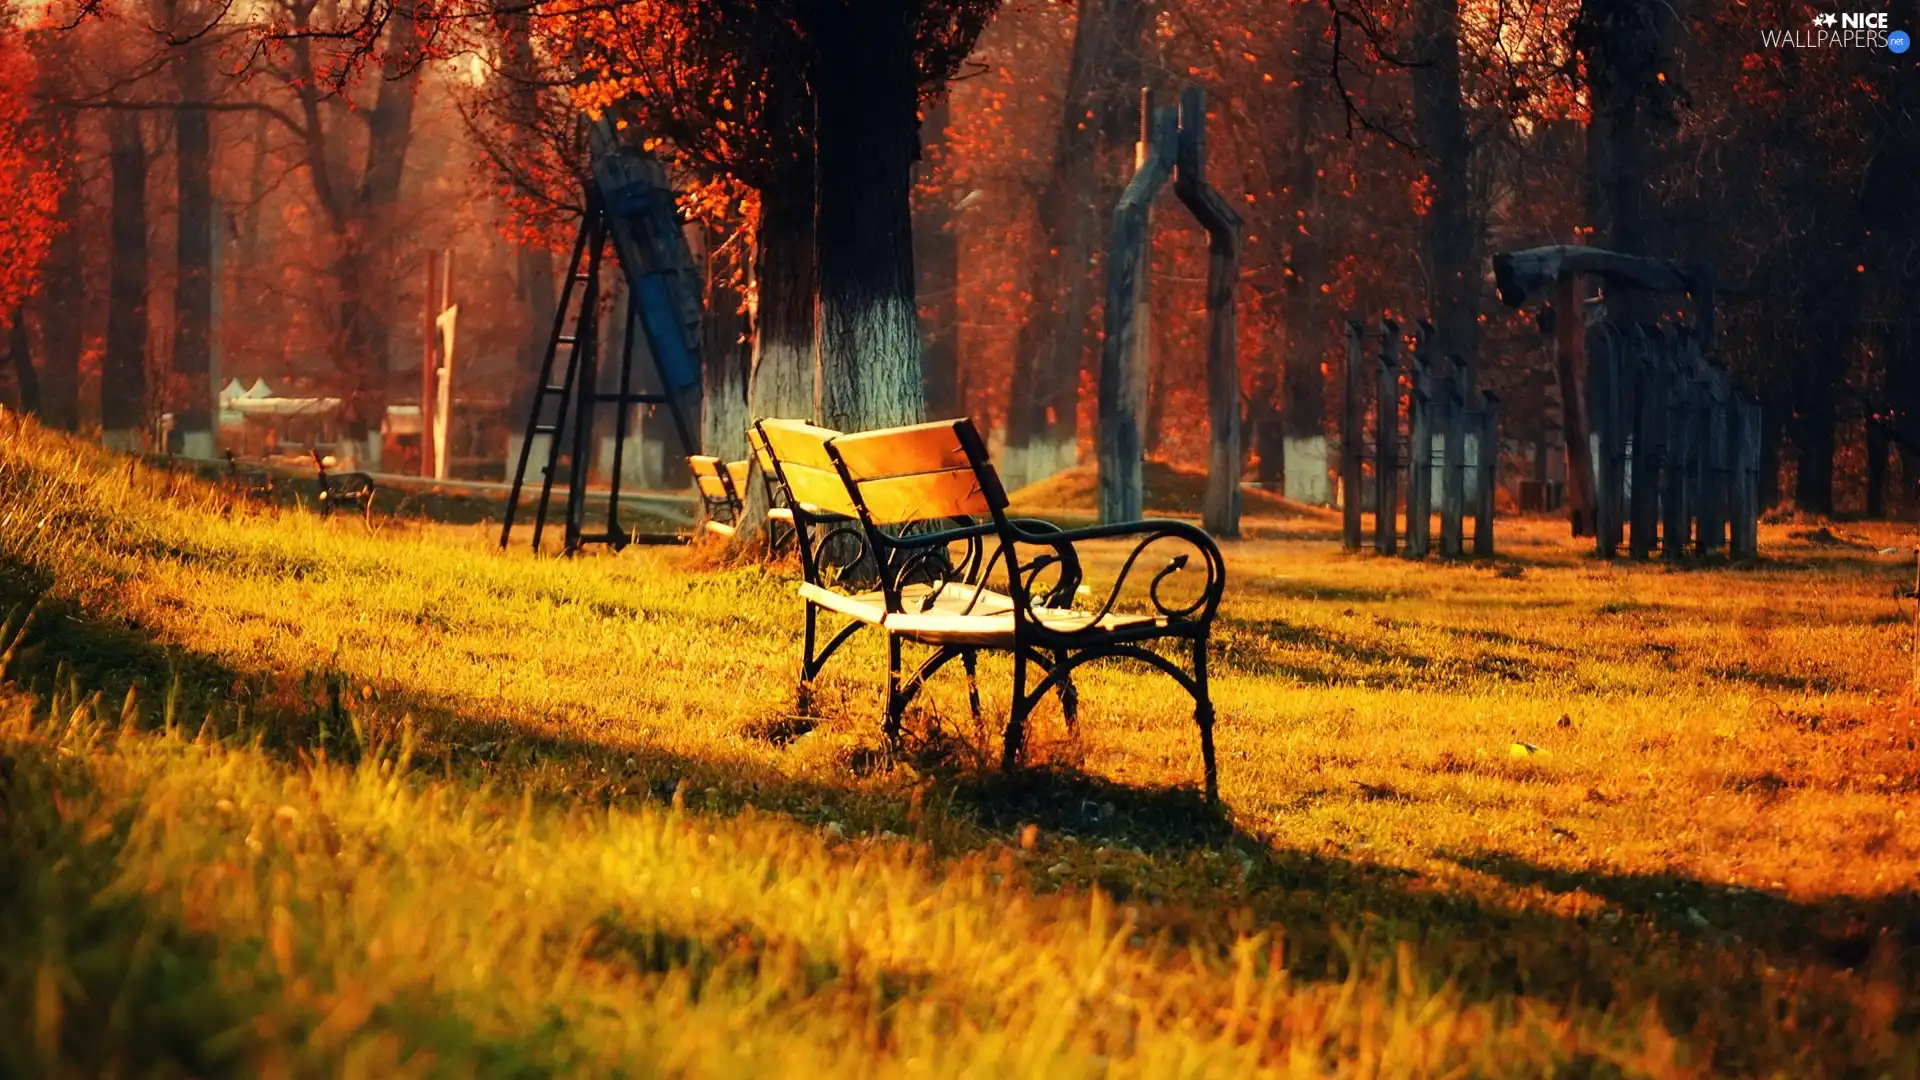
[[1812, 12, 1838, 26]]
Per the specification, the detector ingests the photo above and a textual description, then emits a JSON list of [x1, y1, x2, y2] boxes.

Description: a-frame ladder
[[499, 191, 698, 554]]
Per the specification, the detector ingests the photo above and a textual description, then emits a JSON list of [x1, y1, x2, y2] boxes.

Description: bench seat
[[797, 582, 1159, 645], [885, 609, 1162, 647], [797, 581, 1017, 625]]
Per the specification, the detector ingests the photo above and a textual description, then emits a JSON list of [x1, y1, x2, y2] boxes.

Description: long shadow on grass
[[6, 555, 1918, 1073], [1446, 851, 1920, 973]]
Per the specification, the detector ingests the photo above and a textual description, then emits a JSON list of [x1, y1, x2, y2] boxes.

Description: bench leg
[[884, 635, 905, 744], [1193, 636, 1217, 802], [1002, 649, 1032, 771], [1054, 650, 1078, 733], [962, 650, 981, 724]]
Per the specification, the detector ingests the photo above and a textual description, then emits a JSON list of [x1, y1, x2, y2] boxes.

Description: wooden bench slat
[[759, 419, 842, 472], [883, 609, 1162, 646], [746, 427, 778, 475], [797, 581, 1019, 627], [829, 420, 975, 479], [851, 468, 991, 525], [695, 474, 731, 499], [781, 462, 859, 517]]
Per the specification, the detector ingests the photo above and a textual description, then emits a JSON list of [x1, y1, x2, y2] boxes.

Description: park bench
[[761, 416, 1229, 799], [311, 450, 374, 520], [688, 455, 750, 539], [745, 426, 798, 554], [690, 438, 796, 554]]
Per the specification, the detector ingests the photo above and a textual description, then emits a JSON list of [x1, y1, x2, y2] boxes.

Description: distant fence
[[1586, 321, 1760, 561], [1335, 315, 1761, 563], [1338, 320, 1497, 558]]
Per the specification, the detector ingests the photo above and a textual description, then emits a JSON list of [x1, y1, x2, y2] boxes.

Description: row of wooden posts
[[1585, 320, 1761, 561], [1338, 319, 1499, 558], [1335, 313, 1763, 563]]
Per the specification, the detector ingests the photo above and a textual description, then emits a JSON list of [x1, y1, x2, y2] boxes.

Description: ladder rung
[[541, 384, 568, 394], [555, 336, 579, 347], [531, 425, 561, 435]]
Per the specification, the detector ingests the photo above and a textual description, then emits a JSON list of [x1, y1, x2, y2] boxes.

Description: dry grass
[[0, 413, 1915, 1077]]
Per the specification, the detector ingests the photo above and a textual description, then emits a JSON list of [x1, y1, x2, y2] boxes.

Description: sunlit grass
[[0, 412, 1914, 1077]]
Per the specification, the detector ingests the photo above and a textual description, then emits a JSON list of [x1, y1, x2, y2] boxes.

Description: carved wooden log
[[1628, 324, 1662, 560], [1475, 389, 1498, 557], [1663, 353, 1693, 560], [1342, 321, 1365, 551], [1374, 320, 1401, 556], [1174, 87, 1247, 540], [1098, 101, 1177, 525], [1730, 398, 1761, 559], [1406, 325, 1435, 558], [1440, 359, 1466, 558], [1702, 359, 1730, 555]]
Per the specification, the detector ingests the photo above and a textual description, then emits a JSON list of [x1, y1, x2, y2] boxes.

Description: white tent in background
[[243, 379, 274, 399], [219, 378, 247, 405]]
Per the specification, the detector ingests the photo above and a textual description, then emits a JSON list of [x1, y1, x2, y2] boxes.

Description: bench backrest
[[757, 419, 856, 519], [823, 419, 1008, 527], [745, 427, 778, 480], [688, 455, 742, 510]]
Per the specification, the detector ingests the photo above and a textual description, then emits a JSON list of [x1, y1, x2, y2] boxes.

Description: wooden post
[[1729, 397, 1759, 560], [1406, 325, 1435, 558], [1628, 324, 1663, 560], [1440, 358, 1466, 558], [421, 252, 441, 478], [1663, 350, 1692, 560], [1701, 360, 1729, 555], [1475, 389, 1498, 557], [1689, 357, 1712, 555], [1590, 323, 1622, 559], [1342, 321, 1365, 551], [1555, 276, 1597, 536], [1374, 320, 1401, 555], [1174, 87, 1246, 540], [1098, 95, 1177, 525]]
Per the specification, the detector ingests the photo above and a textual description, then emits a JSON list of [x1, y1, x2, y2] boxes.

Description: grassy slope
[[0, 414, 1915, 1077]]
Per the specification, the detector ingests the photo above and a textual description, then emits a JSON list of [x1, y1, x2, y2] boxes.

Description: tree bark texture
[[102, 110, 150, 441], [810, 1, 923, 432], [172, 31, 215, 442], [1410, 0, 1481, 387], [915, 98, 962, 420]]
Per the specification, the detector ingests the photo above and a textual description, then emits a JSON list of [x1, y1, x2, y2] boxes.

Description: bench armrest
[[877, 518, 1085, 613], [1002, 518, 1226, 630]]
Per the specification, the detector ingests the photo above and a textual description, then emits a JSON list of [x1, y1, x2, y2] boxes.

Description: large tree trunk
[[1005, 0, 1153, 489], [336, 0, 421, 463], [737, 171, 818, 541], [701, 242, 751, 460], [171, 32, 216, 455], [499, 10, 554, 422], [7, 313, 37, 415], [1278, 0, 1331, 504], [1577, 0, 1675, 335], [38, 118, 82, 432], [102, 110, 150, 449], [750, 175, 818, 423], [1004, 0, 1112, 487], [1791, 381, 1836, 515], [809, 1, 923, 432], [916, 98, 962, 420], [1410, 0, 1481, 384]]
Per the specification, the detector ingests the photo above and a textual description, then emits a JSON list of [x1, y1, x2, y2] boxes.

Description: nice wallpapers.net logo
[[1761, 11, 1910, 50]]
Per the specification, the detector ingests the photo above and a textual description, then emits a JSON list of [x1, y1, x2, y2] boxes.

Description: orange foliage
[[0, 30, 64, 328]]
